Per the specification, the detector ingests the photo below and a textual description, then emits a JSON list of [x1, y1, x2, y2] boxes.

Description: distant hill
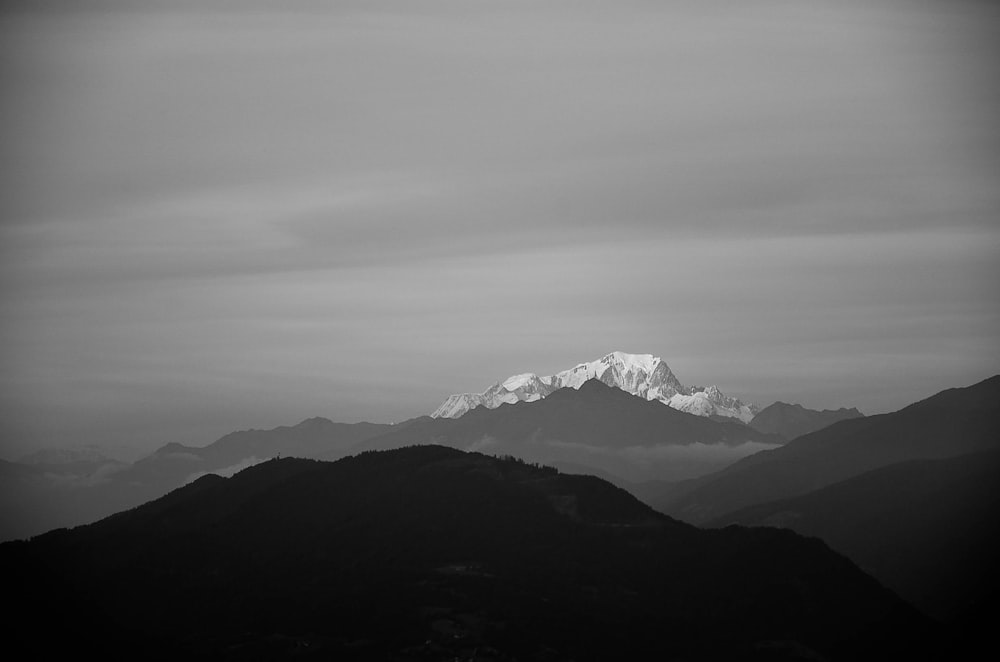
[[710, 450, 1000, 622], [646, 375, 1000, 523], [357, 380, 784, 482], [749, 401, 863, 441], [0, 417, 395, 542], [150, 416, 395, 468], [2, 445, 937, 660]]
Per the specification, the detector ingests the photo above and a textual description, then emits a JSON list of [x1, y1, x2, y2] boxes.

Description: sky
[[1, 0, 998, 457]]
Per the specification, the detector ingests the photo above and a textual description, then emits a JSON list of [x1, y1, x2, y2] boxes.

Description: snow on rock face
[[502, 373, 539, 390], [667, 390, 757, 423], [430, 351, 758, 422], [432, 393, 488, 419], [432, 373, 560, 419]]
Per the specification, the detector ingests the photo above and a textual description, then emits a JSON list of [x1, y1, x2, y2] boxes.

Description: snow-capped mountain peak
[[502, 372, 541, 390], [431, 351, 758, 422]]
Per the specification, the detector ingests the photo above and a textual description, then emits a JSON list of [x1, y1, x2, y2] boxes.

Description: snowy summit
[[431, 351, 758, 422]]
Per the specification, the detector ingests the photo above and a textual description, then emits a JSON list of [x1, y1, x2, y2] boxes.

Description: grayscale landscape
[[1, 1, 998, 659]]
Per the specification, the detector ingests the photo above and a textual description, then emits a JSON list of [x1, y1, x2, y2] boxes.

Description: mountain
[[115, 416, 397, 503], [710, 450, 1000, 622], [2, 445, 939, 660], [647, 375, 1000, 524], [749, 402, 864, 441], [359, 380, 783, 482], [432, 350, 759, 422], [144, 417, 394, 468], [0, 417, 396, 542]]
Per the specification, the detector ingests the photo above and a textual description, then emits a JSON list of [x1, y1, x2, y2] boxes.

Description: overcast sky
[[1, 0, 998, 457]]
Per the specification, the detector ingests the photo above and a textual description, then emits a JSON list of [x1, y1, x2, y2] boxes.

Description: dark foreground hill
[[647, 375, 1000, 523], [3, 446, 937, 661], [710, 450, 1000, 623]]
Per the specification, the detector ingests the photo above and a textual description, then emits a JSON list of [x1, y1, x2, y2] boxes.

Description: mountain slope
[[710, 450, 1000, 622], [649, 375, 1000, 523], [359, 380, 782, 482], [432, 350, 759, 422], [2, 445, 936, 660], [749, 402, 864, 441]]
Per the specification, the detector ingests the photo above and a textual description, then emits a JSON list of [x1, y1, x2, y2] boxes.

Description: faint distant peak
[[748, 401, 865, 441], [293, 416, 335, 428]]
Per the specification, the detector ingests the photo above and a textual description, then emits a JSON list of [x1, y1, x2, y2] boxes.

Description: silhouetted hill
[[2, 446, 936, 660], [648, 376, 1000, 523], [0, 417, 396, 542], [356, 380, 783, 482], [749, 402, 863, 441], [710, 450, 1000, 623]]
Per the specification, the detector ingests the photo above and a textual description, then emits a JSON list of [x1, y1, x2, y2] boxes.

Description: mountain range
[[710, 450, 1000, 622], [2, 355, 804, 542], [646, 375, 1000, 524], [0, 353, 903, 543], [0, 418, 396, 541], [625, 375, 1000, 625], [1, 355, 997, 655], [432, 351, 760, 422], [748, 401, 864, 441], [361, 379, 782, 482]]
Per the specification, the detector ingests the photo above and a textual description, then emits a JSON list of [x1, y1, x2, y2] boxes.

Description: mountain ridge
[[358, 379, 782, 482], [646, 375, 1000, 524], [709, 449, 1000, 622], [749, 401, 865, 441], [0, 417, 399, 542], [432, 350, 759, 422]]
